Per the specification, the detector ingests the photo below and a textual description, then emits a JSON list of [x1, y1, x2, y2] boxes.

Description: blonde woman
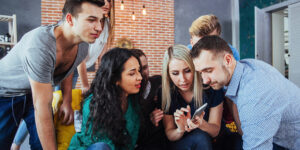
[[161, 45, 224, 150]]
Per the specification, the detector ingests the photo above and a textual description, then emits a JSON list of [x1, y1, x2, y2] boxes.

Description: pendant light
[[120, 0, 124, 10], [142, 5, 146, 15], [132, 12, 136, 20]]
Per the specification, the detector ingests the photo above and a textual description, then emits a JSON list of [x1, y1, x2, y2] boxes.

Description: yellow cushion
[[52, 89, 82, 150]]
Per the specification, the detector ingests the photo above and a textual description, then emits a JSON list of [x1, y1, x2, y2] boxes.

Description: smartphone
[[192, 103, 207, 120]]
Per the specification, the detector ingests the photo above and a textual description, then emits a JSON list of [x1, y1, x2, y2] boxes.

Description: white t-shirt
[[85, 18, 109, 68]]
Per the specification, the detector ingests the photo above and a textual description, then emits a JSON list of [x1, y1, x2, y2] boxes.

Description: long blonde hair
[[162, 45, 203, 113]]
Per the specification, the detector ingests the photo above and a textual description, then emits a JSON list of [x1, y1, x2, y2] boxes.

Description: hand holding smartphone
[[191, 103, 207, 120]]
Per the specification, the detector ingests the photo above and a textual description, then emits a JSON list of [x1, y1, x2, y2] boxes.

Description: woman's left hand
[[150, 108, 164, 127], [185, 112, 205, 132]]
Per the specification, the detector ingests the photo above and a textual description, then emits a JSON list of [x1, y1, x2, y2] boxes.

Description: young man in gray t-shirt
[[0, 0, 105, 149]]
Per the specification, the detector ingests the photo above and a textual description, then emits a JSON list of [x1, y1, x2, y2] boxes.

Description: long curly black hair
[[84, 47, 143, 149]]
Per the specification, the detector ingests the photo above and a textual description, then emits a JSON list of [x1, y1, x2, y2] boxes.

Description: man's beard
[[221, 65, 230, 86], [211, 65, 231, 90]]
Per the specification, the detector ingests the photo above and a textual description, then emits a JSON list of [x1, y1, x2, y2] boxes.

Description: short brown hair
[[130, 49, 146, 58], [62, 0, 104, 20], [189, 14, 221, 37], [190, 35, 232, 59]]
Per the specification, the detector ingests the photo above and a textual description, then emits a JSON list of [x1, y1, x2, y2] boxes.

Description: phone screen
[[192, 103, 207, 120]]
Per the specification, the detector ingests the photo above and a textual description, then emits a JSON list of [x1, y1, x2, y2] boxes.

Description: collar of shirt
[[225, 61, 243, 103], [143, 81, 151, 99]]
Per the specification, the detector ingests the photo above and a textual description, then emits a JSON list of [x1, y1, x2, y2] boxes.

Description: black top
[[136, 75, 168, 150], [166, 87, 224, 121]]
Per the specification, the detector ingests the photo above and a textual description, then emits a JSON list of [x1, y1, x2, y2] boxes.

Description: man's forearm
[[61, 73, 73, 102], [77, 62, 89, 89], [59, 72, 75, 125], [34, 100, 57, 150], [29, 79, 58, 150]]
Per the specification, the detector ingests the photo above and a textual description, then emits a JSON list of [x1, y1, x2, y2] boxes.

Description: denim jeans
[[13, 120, 28, 145], [169, 129, 212, 150], [87, 142, 112, 150], [0, 94, 42, 150]]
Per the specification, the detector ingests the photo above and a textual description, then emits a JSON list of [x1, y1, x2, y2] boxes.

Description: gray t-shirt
[[0, 25, 88, 97]]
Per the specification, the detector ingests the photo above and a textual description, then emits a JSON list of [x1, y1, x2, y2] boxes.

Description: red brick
[[42, 0, 174, 86]]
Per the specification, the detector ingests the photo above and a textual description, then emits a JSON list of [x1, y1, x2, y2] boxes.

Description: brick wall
[[113, 0, 174, 75], [41, 0, 65, 25], [41, 0, 174, 88]]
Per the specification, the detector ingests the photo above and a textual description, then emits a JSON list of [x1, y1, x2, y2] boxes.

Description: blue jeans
[[87, 142, 111, 150], [13, 120, 28, 145], [169, 129, 212, 150], [0, 94, 42, 150]]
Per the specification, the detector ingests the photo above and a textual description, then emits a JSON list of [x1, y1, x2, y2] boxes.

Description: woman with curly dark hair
[[69, 48, 143, 150]]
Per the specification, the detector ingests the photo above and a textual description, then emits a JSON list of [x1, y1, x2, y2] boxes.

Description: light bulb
[[121, 0, 124, 10], [142, 5, 146, 15], [132, 12, 136, 20]]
